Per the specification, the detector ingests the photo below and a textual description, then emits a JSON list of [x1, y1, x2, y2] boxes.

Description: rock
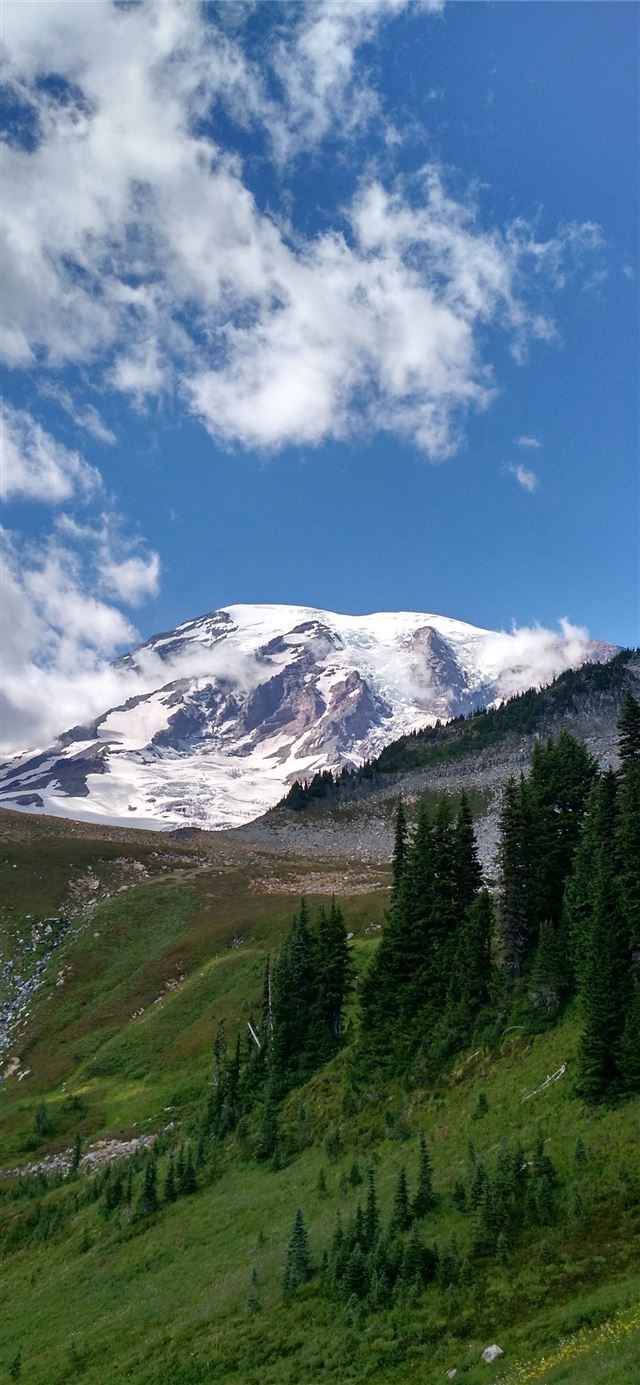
[[446, 1371, 458, 1379], [481, 1344, 504, 1364]]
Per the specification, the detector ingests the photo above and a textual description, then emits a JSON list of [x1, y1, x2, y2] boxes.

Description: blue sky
[[1, 1, 638, 751]]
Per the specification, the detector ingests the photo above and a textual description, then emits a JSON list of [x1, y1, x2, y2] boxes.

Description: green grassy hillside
[[0, 811, 638, 1385]]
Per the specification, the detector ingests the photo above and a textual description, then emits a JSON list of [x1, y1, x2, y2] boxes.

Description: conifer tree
[[618, 691, 640, 763], [617, 761, 640, 954], [283, 1208, 313, 1298], [391, 799, 408, 895], [364, 1165, 380, 1248], [454, 791, 482, 919], [499, 776, 537, 977], [71, 1132, 82, 1173], [315, 898, 353, 1044], [179, 1145, 197, 1196], [577, 859, 629, 1100], [391, 1166, 411, 1232], [412, 1130, 435, 1218], [164, 1158, 177, 1204], [257, 1084, 279, 1161], [457, 890, 494, 1014], [529, 919, 568, 1018], [136, 1157, 158, 1218]]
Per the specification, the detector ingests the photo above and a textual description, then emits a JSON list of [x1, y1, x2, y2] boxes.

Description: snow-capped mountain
[[0, 604, 614, 830]]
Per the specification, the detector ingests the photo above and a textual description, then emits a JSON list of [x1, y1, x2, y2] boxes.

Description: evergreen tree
[[315, 898, 353, 1044], [412, 1130, 435, 1218], [529, 919, 568, 1018], [577, 857, 629, 1100], [257, 1084, 279, 1161], [136, 1157, 158, 1218], [364, 1165, 380, 1248], [499, 776, 537, 977], [617, 977, 640, 1094], [283, 1208, 313, 1298], [164, 1158, 177, 1204], [390, 1166, 411, 1232], [457, 890, 494, 1014], [618, 691, 640, 763], [617, 762, 640, 955], [529, 732, 597, 926], [71, 1132, 82, 1173], [391, 799, 408, 895], [179, 1145, 197, 1196], [454, 791, 482, 919]]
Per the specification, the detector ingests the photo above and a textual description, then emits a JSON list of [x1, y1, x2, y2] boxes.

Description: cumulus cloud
[[480, 619, 599, 700], [0, 405, 102, 503], [0, 528, 252, 757], [515, 435, 541, 449], [510, 463, 539, 493], [1, 0, 602, 459], [55, 513, 161, 608]]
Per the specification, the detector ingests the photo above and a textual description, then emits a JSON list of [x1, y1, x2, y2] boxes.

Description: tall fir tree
[[283, 1208, 313, 1298], [454, 791, 482, 920], [412, 1130, 435, 1218], [618, 690, 640, 763], [391, 799, 408, 896]]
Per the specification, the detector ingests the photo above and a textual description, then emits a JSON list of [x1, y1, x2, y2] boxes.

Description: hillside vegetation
[[0, 694, 638, 1385]]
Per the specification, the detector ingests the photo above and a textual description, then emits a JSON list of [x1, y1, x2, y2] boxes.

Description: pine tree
[[246, 1266, 260, 1316], [315, 898, 353, 1044], [454, 791, 482, 919], [577, 860, 629, 1100], [71, 1132, 82, 1173], [618, 691, 640, 763], [390, 1166, 411, 1232], [257, 1084, 279, 1161], [617, 977, 640, 1094], [136, 1157, 158, 1218], [412, 1130, 435, 1218], [499, 776, 537, 977], [316, 1167, 328, 1198], [364, 1165, 380, 1248], [179, 1145, 197, 1196], [164, 1158, 177, 1203], [618, 762, 640, 955], [458, 891, 494, 1014], [283, 1208, 313, 1298], [391, 799, 408, 895], [529, 919, 568, 1018]]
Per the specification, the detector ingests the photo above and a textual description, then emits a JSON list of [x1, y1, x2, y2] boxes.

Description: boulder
[[481, 1344, 505, 1364], [445, 1371, 458, 1380]]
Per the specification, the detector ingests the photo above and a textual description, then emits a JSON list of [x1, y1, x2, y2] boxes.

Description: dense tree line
[[359, 791, 491, 1078], [201, 898, 353, 1160], [357, 696, 639, 1101]]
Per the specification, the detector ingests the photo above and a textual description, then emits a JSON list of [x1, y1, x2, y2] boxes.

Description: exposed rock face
[[0, 603, 615, 832]]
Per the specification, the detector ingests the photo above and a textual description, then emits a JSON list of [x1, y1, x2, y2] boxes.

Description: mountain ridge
[[0, 602, 616, 831]]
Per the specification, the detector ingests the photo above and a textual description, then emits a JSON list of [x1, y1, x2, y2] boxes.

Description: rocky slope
[[0, 603, 614, 830]]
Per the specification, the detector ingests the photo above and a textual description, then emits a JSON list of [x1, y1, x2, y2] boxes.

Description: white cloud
[[481, 619, 597, 699], [1, 0, 602, 460], [99, 551, 161, 607], [515, 434, 541, 449], [39, 384, 116, 445], [509, 463, 539, 493], [55, 513, 161, 608], [0, 405, 101, 503]]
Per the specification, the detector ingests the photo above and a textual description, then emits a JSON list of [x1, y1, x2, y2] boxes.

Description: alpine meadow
[[0, 3, 638, 1384]]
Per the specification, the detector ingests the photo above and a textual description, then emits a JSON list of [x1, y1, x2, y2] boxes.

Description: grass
[[0, 812, 638, 1384]]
